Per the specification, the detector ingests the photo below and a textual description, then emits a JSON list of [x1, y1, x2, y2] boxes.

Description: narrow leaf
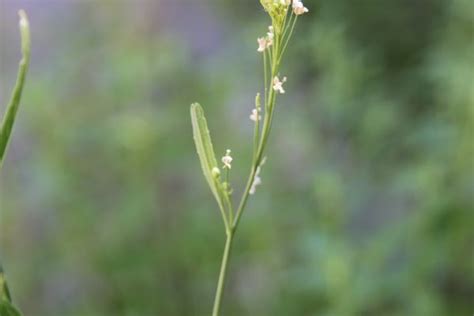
[[0, 10, 31, 168], [190, 103, 224, 209]]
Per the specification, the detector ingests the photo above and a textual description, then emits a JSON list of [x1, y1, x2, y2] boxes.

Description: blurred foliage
[[0, 0, 473, 315]]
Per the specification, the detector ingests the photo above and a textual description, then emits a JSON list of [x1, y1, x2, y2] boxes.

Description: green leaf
[[190, 103, 225, 210], [0, 301, 22, 316], [0, 272, 21, 316], [0, 11, 30, 316], [0, 10, 31, 168], [0, 271, 11, 303]]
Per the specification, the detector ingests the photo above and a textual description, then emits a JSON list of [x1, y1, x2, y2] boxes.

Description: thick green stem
[[212, 232, 234, 316]]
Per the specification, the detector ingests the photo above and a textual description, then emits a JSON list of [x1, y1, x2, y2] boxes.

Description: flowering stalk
[[0, 10, 31, 316], [190, 1, 308, 315]]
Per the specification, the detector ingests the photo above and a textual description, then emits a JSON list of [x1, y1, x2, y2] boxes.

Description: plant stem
[[0, 10, 31, 168], [278, 15, 297, 64], [212, 232, 234, 316], [211, 10, 297, 315]]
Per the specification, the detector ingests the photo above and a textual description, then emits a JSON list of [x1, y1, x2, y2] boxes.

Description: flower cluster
[[251, 0, 307, 193], [260, 0, 308, 31], [257, 26, 274, 52], [257, 0, 308, 52], [260, 0, 289, 33]]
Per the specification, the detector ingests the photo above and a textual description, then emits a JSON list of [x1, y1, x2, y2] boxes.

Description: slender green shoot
[[0, 10, 31, 168], [190, 2, 309, 315], [0, 10, 31, 316]]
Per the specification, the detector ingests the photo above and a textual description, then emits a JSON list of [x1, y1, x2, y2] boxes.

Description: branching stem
[[210, 6, 301, 315]]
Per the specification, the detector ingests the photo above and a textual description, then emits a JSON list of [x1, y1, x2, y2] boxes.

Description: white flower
[[273, 76, 287, 94], [249, 157, 267, 195], [257, 26, 274, 53], [222, 149, 233, 169], [292, 0, 309, 15], [249, 173, 262, 195], [250, 109, 261, 122], [249, 166, 262, 195], [257, 37, 268, 52], [267, 26, 274, 40]]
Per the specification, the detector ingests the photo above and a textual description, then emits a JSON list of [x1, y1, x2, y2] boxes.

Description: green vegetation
[[190, 3, 309, 314], [0, 1, 472, 315], [0, 10, 30, 316]]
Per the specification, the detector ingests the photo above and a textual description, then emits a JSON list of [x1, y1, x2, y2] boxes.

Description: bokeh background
[[1, 0, 473, 315]]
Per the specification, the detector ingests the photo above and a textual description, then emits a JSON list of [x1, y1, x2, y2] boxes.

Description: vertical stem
[[212, 232, 234, 316], [211, 8, 300, 315], [278, 15, 298, 64], [223, 169, 233, 224], [0, 10, 31, 168]]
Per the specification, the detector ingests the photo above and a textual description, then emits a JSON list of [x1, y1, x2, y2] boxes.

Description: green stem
[[253, 110, 260, 164], [0, 11, 30, 316], [211, 11, 299, 314], [0, 10, 31, 168], [278, 15, 298, 64], [233, 33, 281, 233], [223, 169, 234, 224], [212, 232, 234, 316], [215, 184, 231, 233]]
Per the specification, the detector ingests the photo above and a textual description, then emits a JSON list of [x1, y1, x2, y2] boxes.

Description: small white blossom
[[249, 173, 262, 195], [292, 0, 309, 15], [257, 26, 274, 53], [249, 157, 267, 195], [267, 26, 274, 40], [222, 149, 233, 169], [250, 109, 261, 122], [257, 37, 268, 52], [273, 76, 287, 94]]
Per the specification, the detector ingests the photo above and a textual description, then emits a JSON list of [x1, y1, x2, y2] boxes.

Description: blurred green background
[[1, 0, 473, 315]]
